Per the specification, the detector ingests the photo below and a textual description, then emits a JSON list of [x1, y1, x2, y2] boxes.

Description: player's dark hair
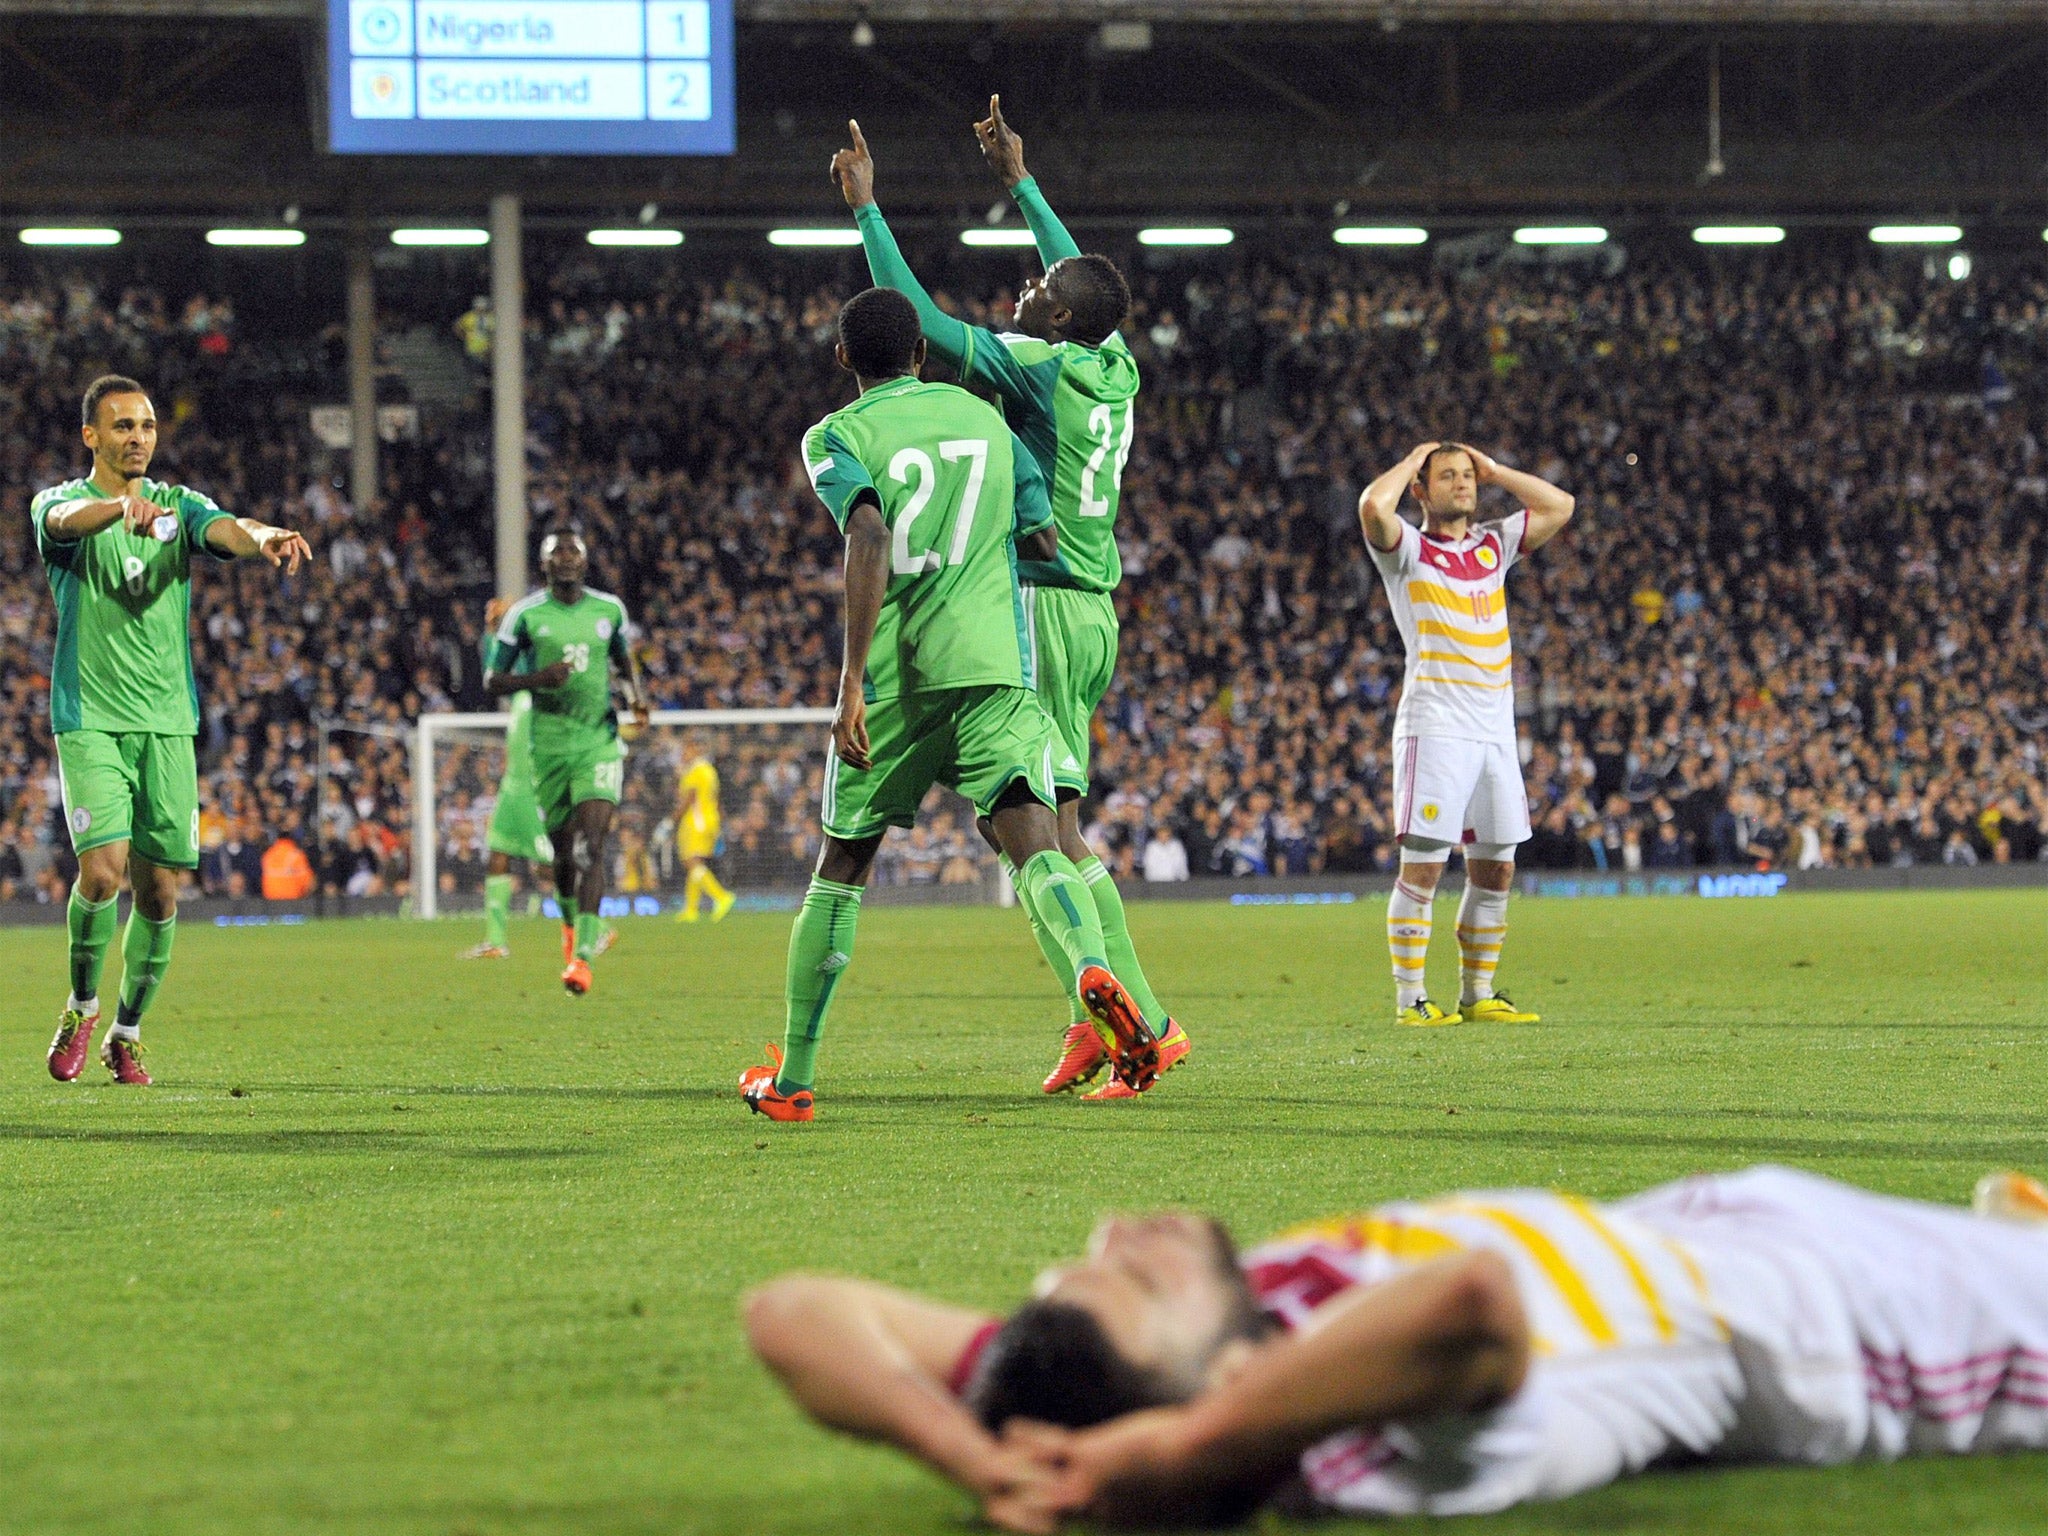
[[837, 286, 923, 379], [1421, 442, 1474, 481], [1049, 254, 1132, 345], [82, 374, 147, 427], [965, 1301, 1184, 1431]]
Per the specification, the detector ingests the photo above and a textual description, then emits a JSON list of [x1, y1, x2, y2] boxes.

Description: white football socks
[[1387, 880, 1434, 1009], [1457, 883, 1511, 1005]]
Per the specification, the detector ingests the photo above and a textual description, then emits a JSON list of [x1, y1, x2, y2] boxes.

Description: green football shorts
[[533, 741, 625, 835], [1026, 585, 1119, 794], [821, 685, 1078, 841], [486, 774, 555, 864], [56, 730, 200, 869]]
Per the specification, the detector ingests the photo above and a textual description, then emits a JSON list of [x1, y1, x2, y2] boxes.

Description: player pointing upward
[[1358, 443, 1573, 1027], [36, 374, 311, 1085], [837, 103, 1188, 1100]]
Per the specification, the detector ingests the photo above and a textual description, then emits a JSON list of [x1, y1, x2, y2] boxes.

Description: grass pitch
[[3, 888, 2046, 1536]]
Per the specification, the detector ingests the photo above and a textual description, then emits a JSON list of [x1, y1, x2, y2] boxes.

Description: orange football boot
[[1077, 965, 1159, 1090], [1083, 1020, 1191, 1102], [561, 958, 592, 995], [1042, 1022, 1108, 1094], [740, 1045, 815, 1122]]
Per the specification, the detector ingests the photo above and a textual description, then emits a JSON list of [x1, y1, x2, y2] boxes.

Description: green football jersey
[[802, 378, 1052, 702], [489, 587, 631, 760], [856, 187, 1139, 594], [30, 476, 233, 735], [479, 632, 535, 788]]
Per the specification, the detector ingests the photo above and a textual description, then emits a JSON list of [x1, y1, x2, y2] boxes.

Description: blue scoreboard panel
[[329, 1, 734, 155]]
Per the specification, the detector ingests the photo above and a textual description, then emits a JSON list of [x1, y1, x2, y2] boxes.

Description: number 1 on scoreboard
[[646, 1, 711, 58]]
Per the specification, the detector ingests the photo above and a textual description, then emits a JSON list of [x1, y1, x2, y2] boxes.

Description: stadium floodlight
[[1513, 226, 1607, 245], [587, 229, 683, 247], [767, 228, 863, 247], [390, 228, 489, 246], [1948, 252, 1973, 282], [1869, 225, 1961, 244], [1691, 225, 1785, 245], [20, 227, 121, 246], [206, 229, 307, 247], [960, 228, 1038, 247], [1137, 227, 1234, 247], [1334, 226, 1428, 246]]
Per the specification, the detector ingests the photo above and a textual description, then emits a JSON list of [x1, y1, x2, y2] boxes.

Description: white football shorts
[[1391, 735, 1532, 847]]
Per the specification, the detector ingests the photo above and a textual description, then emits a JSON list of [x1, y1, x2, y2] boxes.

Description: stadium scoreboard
[[329, 1, 734, 155]]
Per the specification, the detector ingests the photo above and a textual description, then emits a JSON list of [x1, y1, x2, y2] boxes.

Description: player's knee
[[1399, 837, 1454, 887], [1465, 845, 1518, 890]]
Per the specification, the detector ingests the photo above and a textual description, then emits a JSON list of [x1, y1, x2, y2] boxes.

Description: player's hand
[[831, 119, 876, 209], [1463, 444, 1503, 483], [255, 526, 311, 574], [529, 660, 574, 690], [832, 688, 871, 771], [120, 494, 158, 536], [974, 94, 1028, 188], [964, 1436, 1070, 1536], [999, 1409, 1203, 1528]]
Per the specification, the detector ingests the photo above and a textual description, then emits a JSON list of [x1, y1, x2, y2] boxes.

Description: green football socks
[[558, 892, 578, 953], [1077, 856, 1169, 1030], [1001, 854, 1088, 1025], [573, 910, 602, 962], [778, 876, 863, 1094], [114, 911, 175, 1031], [482, 874, 513, 950], [67, 885, 118, 1004], [1015, 851, 1111, 1008]]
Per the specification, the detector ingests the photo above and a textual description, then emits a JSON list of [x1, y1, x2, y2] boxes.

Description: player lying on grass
[[1359, 441, 1573, 1029], [38, 374, 311, 1086], [834, 104, 1188, 1102], [486, 530, 647, 996], [747, 1166, 2048, 1529], [738, 287, 1159, 1122]]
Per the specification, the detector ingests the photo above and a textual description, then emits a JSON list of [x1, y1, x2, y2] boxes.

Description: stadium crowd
[[2, 236, 2045, 902]]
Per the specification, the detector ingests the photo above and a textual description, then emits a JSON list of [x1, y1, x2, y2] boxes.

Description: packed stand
[[2, 240, 2045, 904]]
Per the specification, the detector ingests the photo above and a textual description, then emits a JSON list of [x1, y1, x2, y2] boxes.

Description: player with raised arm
[[737, 287, 1158, 1123], [835, 103, 1188, 1102], [485, 530, 648, 996], [37, 374, 311, 1085], [1357, 443, 1573, 1027], [747, 1167, 2048, 1530], [462, 596, 555, 961]]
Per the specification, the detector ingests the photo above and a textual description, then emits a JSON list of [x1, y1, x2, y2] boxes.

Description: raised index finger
[[989, 94, 1005, 130], [848, 118, 868, 154]]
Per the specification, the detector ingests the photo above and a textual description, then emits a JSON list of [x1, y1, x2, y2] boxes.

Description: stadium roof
[[6, 3, 2048, 226]]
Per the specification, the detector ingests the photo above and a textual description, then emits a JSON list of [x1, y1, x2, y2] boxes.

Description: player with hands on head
[[737, 285, 1159, 1123], [1357, 439, 1573, 1028], [832, 104, 1187, 1101], [36, 374, 311, 1085], [485, 528, 647, 995]]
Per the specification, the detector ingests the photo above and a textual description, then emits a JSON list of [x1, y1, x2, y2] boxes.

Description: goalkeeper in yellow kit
[[674, 737, 734, 922]]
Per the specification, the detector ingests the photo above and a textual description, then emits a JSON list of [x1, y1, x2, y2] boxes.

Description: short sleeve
[[1009, 429, 1053, 538], [803, 422, 879, 530], [1367, 519, 1422, 578], [489, 607, 528, 673], [173, 484, 234, 560], [958, 331, 1061, 420], [30, 488, 88, 566], [1492, 510, 1530, 573]]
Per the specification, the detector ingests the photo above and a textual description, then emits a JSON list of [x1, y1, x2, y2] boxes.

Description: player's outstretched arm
[[39, 493, 159, 543], [832, 120, 974, 366], [204, 516, 311, 573], [974, 97, 1082, 265], [1358, 442, 1439, 553], [1008, 1251, 1530, 1531], [1466, 446, 1575, 551], [743, 1276, 1052, 1520]]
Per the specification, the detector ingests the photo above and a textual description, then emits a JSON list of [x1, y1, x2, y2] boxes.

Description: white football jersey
[[1367, 511, 1526, 746]]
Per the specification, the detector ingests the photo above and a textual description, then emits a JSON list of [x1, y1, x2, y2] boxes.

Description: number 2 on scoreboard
[[647, 62, 712, 121]]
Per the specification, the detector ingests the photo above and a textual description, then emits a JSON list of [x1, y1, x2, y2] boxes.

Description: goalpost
[[409, 706, 1004, 920]]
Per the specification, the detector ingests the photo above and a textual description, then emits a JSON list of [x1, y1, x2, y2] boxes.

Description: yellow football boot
[[1460, 994, 1539, 1025], [1396, 999, 1462, 1027]]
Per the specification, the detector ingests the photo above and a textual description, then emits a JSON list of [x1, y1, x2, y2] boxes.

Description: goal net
[[408, 707, 1001, 919]]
